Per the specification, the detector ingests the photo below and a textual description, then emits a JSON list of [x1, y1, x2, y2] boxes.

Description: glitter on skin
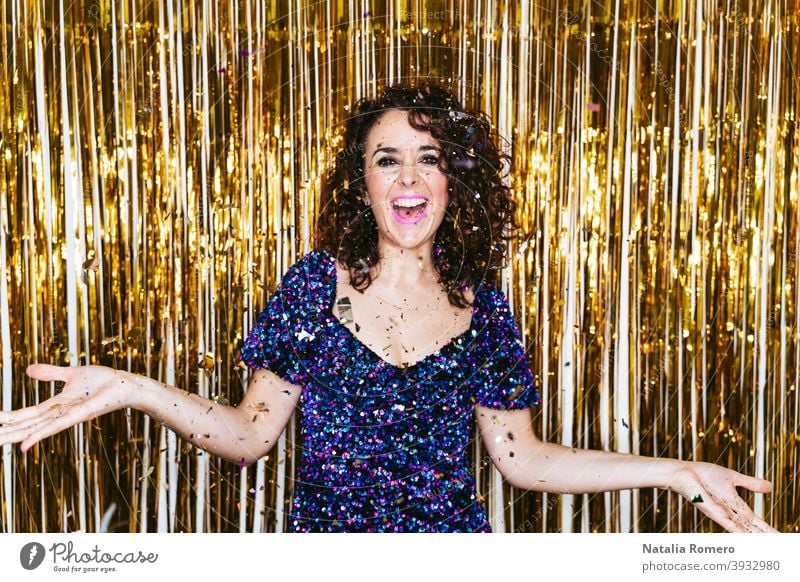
[[240, 249, 540, 532]]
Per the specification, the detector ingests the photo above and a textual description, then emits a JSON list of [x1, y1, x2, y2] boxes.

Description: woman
[[0, 83, 776, 533]]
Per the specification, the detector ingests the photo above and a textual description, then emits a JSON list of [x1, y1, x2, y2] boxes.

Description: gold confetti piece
[[81, 256, 100, 271]]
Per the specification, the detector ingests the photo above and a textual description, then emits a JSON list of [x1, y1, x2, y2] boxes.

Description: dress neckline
[[319, 249, 481, 372]]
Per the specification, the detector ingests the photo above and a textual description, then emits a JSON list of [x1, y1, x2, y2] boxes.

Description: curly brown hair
[[313, 82, 519, 308]]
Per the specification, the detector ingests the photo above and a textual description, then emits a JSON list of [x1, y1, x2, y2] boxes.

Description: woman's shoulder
[[469, 284, 529, 361], [281, 248, 335, 280], [274, 248, 335, 305], [473, 281, 510, 311], [471, 283, 519, 330]]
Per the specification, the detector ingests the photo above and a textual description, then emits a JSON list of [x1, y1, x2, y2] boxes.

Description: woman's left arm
[[475, 405, 777, 533]]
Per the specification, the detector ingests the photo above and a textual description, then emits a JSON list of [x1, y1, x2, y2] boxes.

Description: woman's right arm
[[0, 364, 302, 467], [133, 367, 302, 466]]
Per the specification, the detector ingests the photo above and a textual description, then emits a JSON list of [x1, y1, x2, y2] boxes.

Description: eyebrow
[[371, 145, 441, 158]]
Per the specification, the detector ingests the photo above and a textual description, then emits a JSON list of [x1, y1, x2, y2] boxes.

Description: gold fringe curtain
[[0, 0, 797, 532]]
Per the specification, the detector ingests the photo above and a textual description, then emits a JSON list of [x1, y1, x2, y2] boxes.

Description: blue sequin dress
[[240, 249, 540, 532]]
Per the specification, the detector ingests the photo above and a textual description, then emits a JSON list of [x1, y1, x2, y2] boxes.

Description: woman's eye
[[375, 156, 439, 168]]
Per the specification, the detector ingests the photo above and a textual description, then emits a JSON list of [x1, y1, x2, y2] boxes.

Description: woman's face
[[361, 108, 449, 253]]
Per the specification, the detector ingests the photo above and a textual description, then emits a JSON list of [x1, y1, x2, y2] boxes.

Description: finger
[[732, 473, 773, 493], [724, 490, 777, 533], [751, 520, 777, 533], [26, 363, 75, 384], [702, 509, 748, 533], [0, 367, 74, 424], [0, 407, 53, 438], [747, 515, 778, 533], [708, 492, 775, 534], [728, 495, 759, 520], [20, 410, 86, 453], [0, 402, 75, 445], [0, 415, 53, 447], [0, 404, 45, 425], [0, 398, 67, 428]]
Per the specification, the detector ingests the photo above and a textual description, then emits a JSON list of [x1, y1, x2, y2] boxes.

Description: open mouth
[[390, 197, 429, 224]]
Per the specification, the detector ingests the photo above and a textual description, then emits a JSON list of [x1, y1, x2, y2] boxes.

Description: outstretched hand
[[667, 460, 777, 532], [0, 364, 132, 453]]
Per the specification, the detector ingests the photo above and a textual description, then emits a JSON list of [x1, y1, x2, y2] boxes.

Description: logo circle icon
[[19, 542, 46, 570]]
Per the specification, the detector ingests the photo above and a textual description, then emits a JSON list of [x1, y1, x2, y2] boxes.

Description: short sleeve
[[239, 250, 330, 386], [471, 289, 540, 410]]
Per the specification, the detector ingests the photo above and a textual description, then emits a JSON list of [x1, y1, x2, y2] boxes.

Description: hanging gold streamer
[[0, 0, 797, 533]]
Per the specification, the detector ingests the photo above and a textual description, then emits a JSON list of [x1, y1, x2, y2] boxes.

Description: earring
[[362, 195, 371, 206]]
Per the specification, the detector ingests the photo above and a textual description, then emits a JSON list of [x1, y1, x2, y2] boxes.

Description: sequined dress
[[240, 249, 540, 532]]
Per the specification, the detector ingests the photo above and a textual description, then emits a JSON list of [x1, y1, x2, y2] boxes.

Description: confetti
[[82, 256, 100, 271], [451, 157, 479, 171], [296, 329, 315, 342]]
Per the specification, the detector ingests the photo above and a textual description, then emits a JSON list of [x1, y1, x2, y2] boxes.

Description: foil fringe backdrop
[[0, 0, 798, 532]]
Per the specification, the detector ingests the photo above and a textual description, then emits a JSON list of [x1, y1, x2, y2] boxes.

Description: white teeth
[[392, 198, 427, 207]]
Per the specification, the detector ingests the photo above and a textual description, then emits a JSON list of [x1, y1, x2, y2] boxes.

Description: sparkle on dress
[[240, 249, 540, 532]]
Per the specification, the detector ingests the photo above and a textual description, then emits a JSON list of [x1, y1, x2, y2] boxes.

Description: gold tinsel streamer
[[0, 0, 797, 533]]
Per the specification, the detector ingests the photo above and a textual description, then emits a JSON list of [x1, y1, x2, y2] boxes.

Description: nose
[[397, 160, 419, 186]]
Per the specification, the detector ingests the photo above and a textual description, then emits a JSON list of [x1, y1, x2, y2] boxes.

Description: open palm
[[667, 460, 777, 532], [0, 364, 131, 453]]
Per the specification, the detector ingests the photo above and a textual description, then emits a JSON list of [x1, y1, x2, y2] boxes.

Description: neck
[[374, 239, 438, 288]]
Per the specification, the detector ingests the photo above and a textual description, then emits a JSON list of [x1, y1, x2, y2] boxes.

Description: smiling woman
[[0, 82, 777, 534]]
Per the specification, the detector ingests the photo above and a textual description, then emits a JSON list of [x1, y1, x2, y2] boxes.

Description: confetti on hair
[[451, 157, 480, 171]]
